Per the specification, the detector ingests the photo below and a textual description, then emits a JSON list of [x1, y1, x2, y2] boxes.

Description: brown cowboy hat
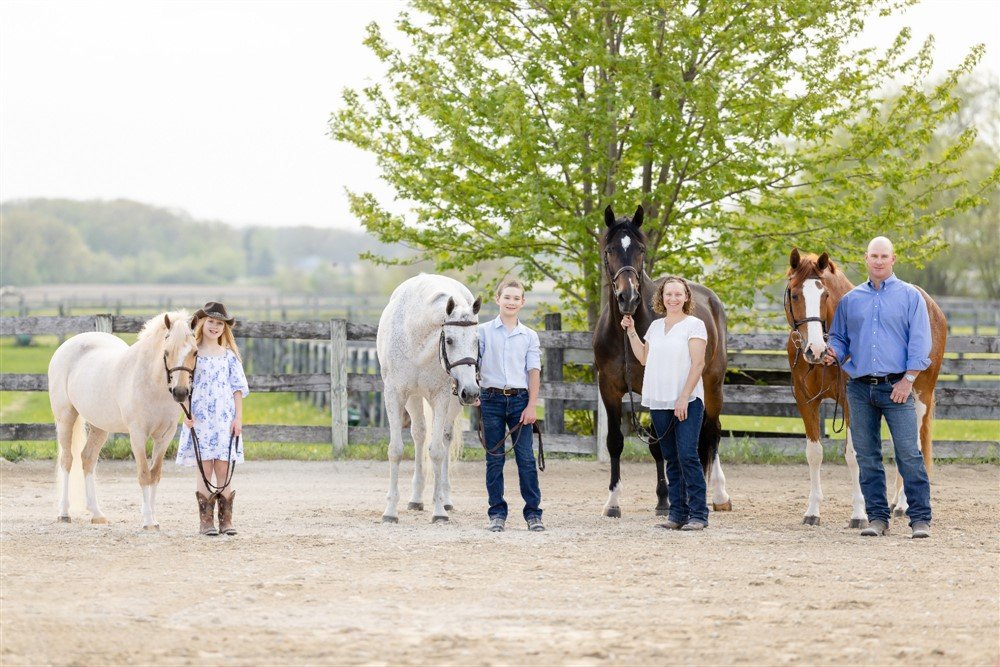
[[192, 301, 236, 326]]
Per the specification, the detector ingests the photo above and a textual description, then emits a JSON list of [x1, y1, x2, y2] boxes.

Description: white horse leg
[[139, 429, 174, 530], [803, 438, 824, 525], [428, 396, 450, 523], [382, 389, 405, 523], [439, 405, 460, 511], [80, 423, 110, 524], [128, 428, 158, 530], [709, 453, 731, 510], [406, 396, 427, 511], [53, 411, 78, 522], [844, 429, 868, 528]]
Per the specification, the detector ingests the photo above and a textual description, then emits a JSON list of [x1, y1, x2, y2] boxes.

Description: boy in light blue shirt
[[478, 278, 543, 532]]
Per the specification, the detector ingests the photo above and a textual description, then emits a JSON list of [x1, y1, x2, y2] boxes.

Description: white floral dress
[[175, 349, 250, 466]]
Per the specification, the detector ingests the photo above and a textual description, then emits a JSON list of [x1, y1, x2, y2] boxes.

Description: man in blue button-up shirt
[[825, 237, 933, 538], [478, 278, 543, 533]]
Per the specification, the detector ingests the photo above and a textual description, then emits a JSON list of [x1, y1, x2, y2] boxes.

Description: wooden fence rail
[[2, 315, 998, 458]]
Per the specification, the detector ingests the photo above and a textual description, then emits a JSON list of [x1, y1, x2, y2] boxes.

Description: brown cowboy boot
[[196, 492, 219, 536], [217, 491, 237, 535]]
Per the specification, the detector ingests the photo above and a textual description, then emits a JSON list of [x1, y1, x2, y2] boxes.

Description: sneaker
[[657, 519, 684, 530], [681, 520, 707, 531], [526, 516, 546, 532], [860, 519, 889, 536], [487, 517, 505, 533], [911, 521, 931, 539]]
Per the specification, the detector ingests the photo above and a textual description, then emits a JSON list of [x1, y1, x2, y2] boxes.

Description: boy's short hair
[[494, 278, 526, 299]]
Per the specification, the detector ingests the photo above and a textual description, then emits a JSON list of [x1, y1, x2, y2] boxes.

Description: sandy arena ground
[[1, 458, 998, 666]]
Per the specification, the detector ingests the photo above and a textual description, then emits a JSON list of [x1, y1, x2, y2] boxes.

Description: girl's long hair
[[194, 318, 243, 362]]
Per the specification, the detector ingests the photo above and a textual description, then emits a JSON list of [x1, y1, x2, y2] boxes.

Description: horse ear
[[817, 252, 830, 272], [446, 297, 455, 317], [163, 314, 171, 330], [472, 296, 482, 314], [604, 205, 616, 227], [789, 248, 800, 269], [632, 205, 644, 228]]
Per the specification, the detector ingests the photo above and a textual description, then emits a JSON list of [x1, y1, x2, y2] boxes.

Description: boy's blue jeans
[[651, 398, 708, 525], [846, 380, 931, 525], [481, 389, 542, 521]]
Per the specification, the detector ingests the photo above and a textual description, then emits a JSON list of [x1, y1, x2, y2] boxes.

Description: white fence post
[[95, 313, 113, 334], [330, 319, 348, 456]]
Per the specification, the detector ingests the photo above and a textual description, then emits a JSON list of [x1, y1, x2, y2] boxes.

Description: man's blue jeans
[[846, 380, 931, 525], [481, 390, 542, 521], [651, 398, 708, 525]]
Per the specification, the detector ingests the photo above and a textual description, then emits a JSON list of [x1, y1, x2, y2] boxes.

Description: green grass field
[[2, 335, 996, 464]]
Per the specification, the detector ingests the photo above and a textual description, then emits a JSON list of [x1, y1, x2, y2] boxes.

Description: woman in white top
[[622, 276, 710, 530]]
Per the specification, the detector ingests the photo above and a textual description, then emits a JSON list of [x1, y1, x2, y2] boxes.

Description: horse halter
[[783, 278, 829, 349], [163, 350, 198, 398], [603, 243, 645, 295], [438, 319, 480, 396]]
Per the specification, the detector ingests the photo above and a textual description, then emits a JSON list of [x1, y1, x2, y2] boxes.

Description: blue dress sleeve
[[227, 350, 250, 397]]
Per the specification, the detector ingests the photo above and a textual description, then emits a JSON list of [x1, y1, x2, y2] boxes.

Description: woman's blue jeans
[[846, 380, 931, 525], [481, 390, 542, 521], [652, 398, 707, 525]]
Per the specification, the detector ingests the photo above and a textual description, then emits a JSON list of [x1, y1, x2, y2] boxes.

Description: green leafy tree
[[332, 0, 991, 328]]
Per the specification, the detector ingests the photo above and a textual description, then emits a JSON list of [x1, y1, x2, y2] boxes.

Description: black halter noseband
[[439, 319, 480, 396], [163, 350, 198, 396]]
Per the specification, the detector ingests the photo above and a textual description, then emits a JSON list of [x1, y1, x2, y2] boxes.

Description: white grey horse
[[376, 274, 481, 523]]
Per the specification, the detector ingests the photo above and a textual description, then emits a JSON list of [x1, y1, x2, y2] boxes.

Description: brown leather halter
[[163, 351, 197, 398]]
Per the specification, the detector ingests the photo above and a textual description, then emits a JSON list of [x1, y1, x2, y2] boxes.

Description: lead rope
[[622, 329, 677, 446], [180, 394, 237, 499], [477, 418, 545, 472], [788, 341, 846, 435]]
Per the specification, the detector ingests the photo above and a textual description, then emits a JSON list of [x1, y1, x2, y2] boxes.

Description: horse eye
[[446, 337, 453, 345], [791, 294, 798, 300]]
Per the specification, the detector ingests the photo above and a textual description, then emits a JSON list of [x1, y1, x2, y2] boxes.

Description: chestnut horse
[[785, 248, 947, 524], [593, 205, 731, 518]]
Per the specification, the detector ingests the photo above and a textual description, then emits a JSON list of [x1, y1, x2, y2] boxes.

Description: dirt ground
[[1, 458, 997, 666]]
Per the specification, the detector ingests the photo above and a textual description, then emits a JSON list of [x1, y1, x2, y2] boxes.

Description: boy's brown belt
[[482, 387, 526, 396]]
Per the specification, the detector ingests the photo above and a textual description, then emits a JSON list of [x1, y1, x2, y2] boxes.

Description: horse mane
[[137, 310, 191, 341]]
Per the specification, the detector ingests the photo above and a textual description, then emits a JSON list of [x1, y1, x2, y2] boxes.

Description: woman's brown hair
[[652, 276, 694, 315]]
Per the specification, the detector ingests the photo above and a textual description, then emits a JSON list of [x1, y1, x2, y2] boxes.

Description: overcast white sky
[[1, 0, 997, 231]]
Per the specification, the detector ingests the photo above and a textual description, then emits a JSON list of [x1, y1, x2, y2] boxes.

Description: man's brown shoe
[[860, 519, 888, 536], [911, 521, 930, 539]]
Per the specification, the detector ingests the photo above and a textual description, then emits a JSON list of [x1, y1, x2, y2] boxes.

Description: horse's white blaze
[[377, 274, 479, 522], [710, 453, 730, 506], [620, 235, 631, 251], [844, 429, 867, 522], [804, 438, 824, 519], [801, 279, 826, 359], [604, 480, 622, 511]]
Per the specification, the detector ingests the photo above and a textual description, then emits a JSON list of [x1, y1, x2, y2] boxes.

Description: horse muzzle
[[171, 385, 190, 402], [616, 290, 640, 316]]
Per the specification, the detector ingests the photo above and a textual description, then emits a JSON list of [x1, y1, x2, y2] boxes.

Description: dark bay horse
[[785, 248, 947, 525], [592, 205, 732, 518]]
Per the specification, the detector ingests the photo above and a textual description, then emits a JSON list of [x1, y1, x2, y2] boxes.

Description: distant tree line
[[0, 198, 411, 291]]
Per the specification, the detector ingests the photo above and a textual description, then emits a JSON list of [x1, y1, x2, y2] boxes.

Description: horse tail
[[66, 415, 87, 511]]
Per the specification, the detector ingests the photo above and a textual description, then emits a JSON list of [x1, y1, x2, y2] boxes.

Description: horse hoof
[[142, 524, 160, 531], [848, 518, 869, 529], [56, 516, 71, 523], [712, 500, 733, 512], [603, 507, 621, 518], [91, 516, 108, 525], [407, 502, 424, 511], [381, 515, 399, 524], [431, 515, 449, 524], [655, 508, 670, 517], [892, 507, 906, 518], [443, 504, 454, 511], [803, 515, 820, 526]]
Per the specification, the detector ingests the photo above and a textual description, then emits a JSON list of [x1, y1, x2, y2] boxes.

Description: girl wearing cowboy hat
[[175, 302, 249, 536]]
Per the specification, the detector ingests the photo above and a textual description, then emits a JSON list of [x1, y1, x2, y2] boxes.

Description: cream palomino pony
[[47, 311, 197, 529], [377, 274, 482, 524]]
